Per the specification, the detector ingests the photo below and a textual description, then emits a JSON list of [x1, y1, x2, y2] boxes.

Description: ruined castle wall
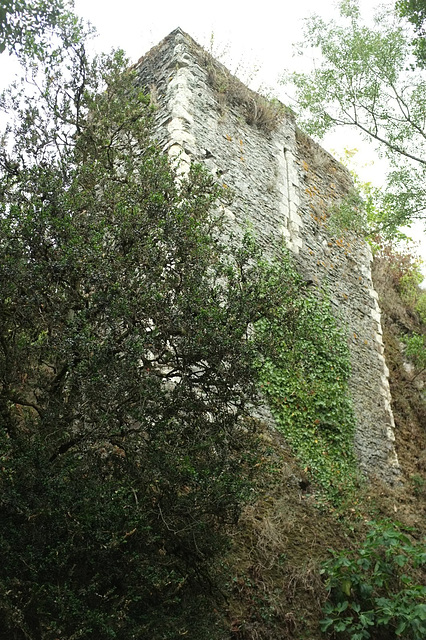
[[294, 132, 398, 479], [134, 28, 400, 482]]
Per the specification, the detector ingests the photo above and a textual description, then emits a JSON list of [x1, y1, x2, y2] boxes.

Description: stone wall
[[133, 28, 400, 483]]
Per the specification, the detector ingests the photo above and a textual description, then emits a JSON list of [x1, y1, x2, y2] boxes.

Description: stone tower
[[133, 28, 400, 483]]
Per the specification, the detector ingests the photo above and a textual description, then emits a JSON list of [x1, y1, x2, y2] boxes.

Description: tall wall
[[134, 28, 400, 483]]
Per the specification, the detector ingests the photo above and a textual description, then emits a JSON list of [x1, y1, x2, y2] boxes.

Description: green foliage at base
[[0, 431, 227, 639], [0, 2, 381, 637], [320, 521, 426, 640], [257, 269, 359, 505]]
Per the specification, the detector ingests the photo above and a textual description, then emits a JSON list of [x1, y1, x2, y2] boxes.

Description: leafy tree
[[396, 0, 426, 66], [284, 0, 426, 235], [0, 3, 308, 639], [0, 0, 75, 56]]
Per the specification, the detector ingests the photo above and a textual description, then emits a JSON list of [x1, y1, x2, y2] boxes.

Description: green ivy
[[257, 270, 359, 505]]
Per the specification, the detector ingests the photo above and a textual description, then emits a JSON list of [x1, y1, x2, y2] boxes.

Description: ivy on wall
[[256, 262, 359, 505]]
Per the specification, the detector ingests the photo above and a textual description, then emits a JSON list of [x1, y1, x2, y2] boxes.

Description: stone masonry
[[133, 28, 400, 483]]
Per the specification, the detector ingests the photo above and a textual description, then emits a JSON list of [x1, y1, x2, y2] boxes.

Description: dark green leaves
[[257, 288, 358, 506], [0, 5, 314, 637], [320, 521, 426, 640]]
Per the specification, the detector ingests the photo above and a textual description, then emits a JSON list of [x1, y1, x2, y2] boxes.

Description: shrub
[[320, 521, 426, 640], [374, 242, 424, 297], [401, 333, 426, 370], [415, 291, 426, 324], [399, 269, 424, 307], [0, 6, 310, 637]]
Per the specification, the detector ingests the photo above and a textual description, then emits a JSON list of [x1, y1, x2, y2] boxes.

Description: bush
[[399, 269, 424, 307], [320, 521, 426, 640], [415, 291, 426, 324], [0, 7, 311, 637], [402, 333, 426, 370], [374, 242, 424, 300]]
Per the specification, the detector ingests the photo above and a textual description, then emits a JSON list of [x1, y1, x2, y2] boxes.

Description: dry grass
[[368, 256, 426, 531], [221, 332, 426, 638], [197, 48, 286, 134], [220, 431, 354, 639]]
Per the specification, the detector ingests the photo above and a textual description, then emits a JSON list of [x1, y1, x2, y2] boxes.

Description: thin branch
[[387, 78, 426, 142], [49, 434, 86, 462], [328, 109, 426, 165]]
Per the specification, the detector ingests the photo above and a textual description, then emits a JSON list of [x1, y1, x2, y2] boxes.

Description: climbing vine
[[257, 263, 359, 505]]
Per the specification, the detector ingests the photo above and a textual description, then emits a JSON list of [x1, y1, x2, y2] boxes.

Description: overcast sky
[[71, 0, 380, 89], [72, 0, 335, 78]]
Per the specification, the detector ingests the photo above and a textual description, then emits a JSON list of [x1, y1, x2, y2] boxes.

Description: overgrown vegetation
[[374, 241, 426, 327], [198, 46, 286, 133], [224, 144, 426, 640], [0, 2, 364, 638], [402, 333, 426, 371], [1, 2, 426, 640], [0, 4, 304, 637], [257, 274, 360, 507], [320, 521, 426, 640], [372, 241, 426, 513]]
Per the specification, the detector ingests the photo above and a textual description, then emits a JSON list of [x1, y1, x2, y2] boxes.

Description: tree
[[0, 3, 307, 638], [0, 0, 75, 56], [284, 0, 426, 235], [397, 0, 426, 66]]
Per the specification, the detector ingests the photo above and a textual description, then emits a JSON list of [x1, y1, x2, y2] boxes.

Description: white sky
[[2, 0, 426, 273], [70, 0, 379, 89], [73, 0, 334, 78]]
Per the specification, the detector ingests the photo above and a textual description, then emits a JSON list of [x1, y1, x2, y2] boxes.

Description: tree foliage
[[0, 0, 79, 57], [284, 0, 426, 235], [397, 0, 426, 66], [0, 3, 314, 638]]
